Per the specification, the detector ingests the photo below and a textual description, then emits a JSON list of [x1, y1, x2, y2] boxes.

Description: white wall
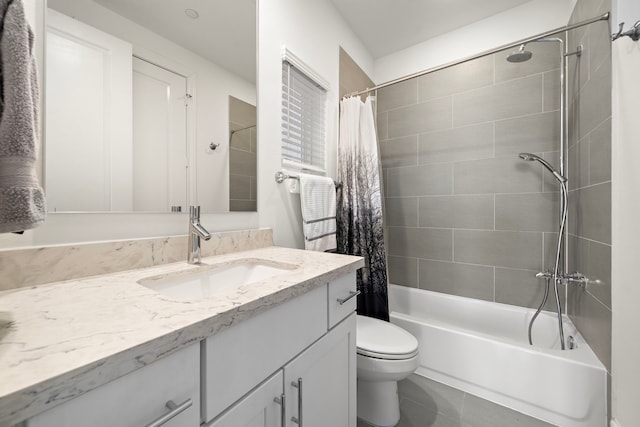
[[611, 2, 640, 425], [613, 0, 640, 27], [373, 0, 576, 83], [0, 0, 258, 248], [257, 0, 374, 248]]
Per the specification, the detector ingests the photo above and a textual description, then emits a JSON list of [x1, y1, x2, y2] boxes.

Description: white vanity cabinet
[[27, 343, 200, 427], [204, 272, 357, 427], [284, 313, 356, 427], [208, 314, 356, 427], [23, 271, 357, 427]]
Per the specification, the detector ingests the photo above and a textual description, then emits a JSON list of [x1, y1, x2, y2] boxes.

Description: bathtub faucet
[[188, 206, 211, 264], [562, 272, 603, 289]]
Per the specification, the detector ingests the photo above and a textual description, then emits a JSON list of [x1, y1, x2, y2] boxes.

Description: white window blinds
[[281, 60, 327, 172]]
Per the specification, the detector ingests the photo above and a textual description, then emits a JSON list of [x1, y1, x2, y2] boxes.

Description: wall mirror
[[44, 0, 257, 214]]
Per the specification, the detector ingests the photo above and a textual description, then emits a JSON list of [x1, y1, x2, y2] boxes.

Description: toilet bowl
[[356, 314, 419, 427]]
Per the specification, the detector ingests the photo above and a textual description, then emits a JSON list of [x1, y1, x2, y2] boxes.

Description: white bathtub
[[389, 285, 607, 427]]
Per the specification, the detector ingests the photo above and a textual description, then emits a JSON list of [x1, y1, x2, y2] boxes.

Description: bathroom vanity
[[0, 242, 363, 427]]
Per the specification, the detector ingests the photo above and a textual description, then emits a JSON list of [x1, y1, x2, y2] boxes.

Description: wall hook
[[612, 20, 640, 41]]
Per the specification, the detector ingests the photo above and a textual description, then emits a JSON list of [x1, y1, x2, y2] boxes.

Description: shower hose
[[528, 182, 568, 350]]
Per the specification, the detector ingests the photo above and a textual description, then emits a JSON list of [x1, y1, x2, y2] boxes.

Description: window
[[281, 51, 328, 172]]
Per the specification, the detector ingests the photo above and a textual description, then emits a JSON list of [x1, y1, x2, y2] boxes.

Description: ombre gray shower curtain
[[337, 96, 389, 321]]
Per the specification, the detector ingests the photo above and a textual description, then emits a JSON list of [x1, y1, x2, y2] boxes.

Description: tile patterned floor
[[357, 374, 557, 427]]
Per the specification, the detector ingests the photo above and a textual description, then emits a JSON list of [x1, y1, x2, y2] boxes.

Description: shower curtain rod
[[344, 12, 610, 99]]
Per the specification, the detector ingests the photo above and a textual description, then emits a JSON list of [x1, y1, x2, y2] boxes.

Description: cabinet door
[[27, 344, 200, 427], [207, 371, 283, 427], [284, 313, 356, 427]]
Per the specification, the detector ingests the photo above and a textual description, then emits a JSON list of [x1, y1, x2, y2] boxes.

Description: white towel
[[0, 0, 45, 233], [299, 173, 337, 252]]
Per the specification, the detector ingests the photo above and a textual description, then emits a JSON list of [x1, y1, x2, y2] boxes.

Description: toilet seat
[[356, 315, 418, 360]]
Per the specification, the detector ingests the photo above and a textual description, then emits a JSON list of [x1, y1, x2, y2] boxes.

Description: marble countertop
[[0, 246, 363, 425]]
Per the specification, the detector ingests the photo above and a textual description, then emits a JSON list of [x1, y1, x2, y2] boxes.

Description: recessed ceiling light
[[185, 8, 199, 19]]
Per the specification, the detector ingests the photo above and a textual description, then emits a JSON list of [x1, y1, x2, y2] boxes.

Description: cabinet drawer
[[28, 343, 200, 427], [206, 371, 283, 427], [202, 285, 328, 423], [328, 272, 357, 328]]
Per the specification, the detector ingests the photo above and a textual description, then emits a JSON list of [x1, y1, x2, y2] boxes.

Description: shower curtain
[[337, 96, 389, 321]]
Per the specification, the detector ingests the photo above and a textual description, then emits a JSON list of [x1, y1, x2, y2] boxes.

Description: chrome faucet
[[188, 206, 211, 264]]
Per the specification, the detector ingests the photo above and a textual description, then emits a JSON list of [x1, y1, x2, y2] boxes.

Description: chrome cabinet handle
[[274, 394, 286, 427], [337, 290, 360, 305], [290, 377, 303, 425], [145, 398, 192, 427]]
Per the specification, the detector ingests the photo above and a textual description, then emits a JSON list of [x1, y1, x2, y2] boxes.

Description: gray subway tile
[[387, 256, 418, 288], [544, 232, 562, 272], [229, 199, 256, 212], [377, 78, 418, 112], [380, 135, 418, 168], [388, 97, 453, 138], [453, 74, 543, 127], [419, 195, 494, 230], [388, 227, 453, 261], [569, 0, 605, 23], [387, 163, 453, 197], [495, 267, 565, 311], [385, 197, 418, 227], [568, 235, 611, 309], [419, 123, 494, 164], [229, 148, 257, 175], [418, 260, 494, 301], [250, 176, 257, 200], [230, 124, 252, 151], [454, 156, 543, 195], [577, 59, 611, 139], [377, 111, 388, 140], [588, 19, 612, 77], [584, 240, 612, 309], [229, 96, 256, 127], [495, 111, 560, 157], [418, 55, 494, 102], [568, 139, 590, 190], [454, 230, 543, 270], [495, 192, 559, 232], [229, 174, 251, 199], [543, 69, 561, 112], [250, 128, 257, 153], [569, 182, 611, 244], [495, 42, 561, 83], [589, 118, 611, 185], [568, 286, 612, 371]]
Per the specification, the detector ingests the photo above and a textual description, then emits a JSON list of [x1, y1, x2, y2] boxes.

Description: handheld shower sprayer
[[518, 153, 567, 183], [518, 152, 568, 350]]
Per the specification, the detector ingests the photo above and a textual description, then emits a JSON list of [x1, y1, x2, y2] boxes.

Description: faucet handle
[[189, 205, 201, 220]]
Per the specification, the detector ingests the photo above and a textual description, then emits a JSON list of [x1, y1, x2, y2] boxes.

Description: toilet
[[356, 314, 419, 427]]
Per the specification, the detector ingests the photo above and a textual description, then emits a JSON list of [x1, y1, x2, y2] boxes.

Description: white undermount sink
[[138, 259, 298, 301]]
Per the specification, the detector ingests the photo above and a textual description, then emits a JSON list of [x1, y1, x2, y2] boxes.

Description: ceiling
[[330, 0, 533, 58], [95, 0, 256, 83]]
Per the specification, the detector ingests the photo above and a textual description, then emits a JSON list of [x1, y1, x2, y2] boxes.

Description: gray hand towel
[[0, 0, 45, 233]]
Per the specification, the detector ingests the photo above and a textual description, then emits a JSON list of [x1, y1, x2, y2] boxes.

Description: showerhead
[[518, 152, 567, 183], [507, 44, 533, 63]]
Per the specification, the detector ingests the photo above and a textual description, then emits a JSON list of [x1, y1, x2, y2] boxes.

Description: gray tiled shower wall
[[229, 97, 257, 212], [377, 0, 613, 381], [566, 0, 612, 378], [377, 41, 567, 312]]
